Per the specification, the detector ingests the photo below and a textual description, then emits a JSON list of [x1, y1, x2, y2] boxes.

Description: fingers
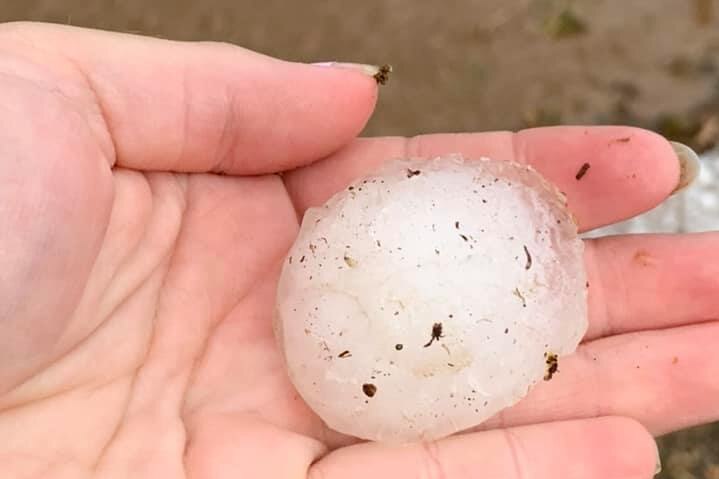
[[284, 126, 680, 231], [585, 232, 719, 339], [480, 321, 719, 437], [309, 416, 658, 479], [0, 22, 378, 174]]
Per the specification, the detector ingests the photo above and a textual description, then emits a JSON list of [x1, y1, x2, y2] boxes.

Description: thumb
[[0, 21, 382, 174]]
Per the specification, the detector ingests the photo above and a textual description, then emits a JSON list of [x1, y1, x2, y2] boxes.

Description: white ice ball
[[275, 155, 587, 443]]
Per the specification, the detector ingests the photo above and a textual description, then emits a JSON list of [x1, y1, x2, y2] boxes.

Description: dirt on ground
[[2, 0, 718, 476]]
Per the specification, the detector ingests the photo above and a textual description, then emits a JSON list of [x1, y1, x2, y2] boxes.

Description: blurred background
[[1, 0, 717, 477]]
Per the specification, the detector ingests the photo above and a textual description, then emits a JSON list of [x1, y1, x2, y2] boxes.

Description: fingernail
[[312, 62, 392, 85], [654, 440, 662, 476], [670, 141, 701, 195]]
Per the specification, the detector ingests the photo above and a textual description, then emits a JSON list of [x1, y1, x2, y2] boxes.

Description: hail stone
[[274, 155, 588, 443]]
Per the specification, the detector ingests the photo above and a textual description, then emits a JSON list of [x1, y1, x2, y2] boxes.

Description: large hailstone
[[275, 155, 587, 443]]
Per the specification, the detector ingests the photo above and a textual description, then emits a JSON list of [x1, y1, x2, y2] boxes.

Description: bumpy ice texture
[[275, 155, 587, 443]]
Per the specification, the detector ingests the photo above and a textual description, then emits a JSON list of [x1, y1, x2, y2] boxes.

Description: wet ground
[[2, 0, 718, 476]]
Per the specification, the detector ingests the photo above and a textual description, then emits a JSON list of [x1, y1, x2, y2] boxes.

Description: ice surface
[[275, 155, 588, 443]]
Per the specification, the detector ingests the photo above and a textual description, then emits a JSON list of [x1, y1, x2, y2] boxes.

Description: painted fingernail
[[670, 141, 701, 195], [312, 62, 393, 85], [654, 440, 662, 476]]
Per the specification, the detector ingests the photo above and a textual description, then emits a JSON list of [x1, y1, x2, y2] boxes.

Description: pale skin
[[1, 21, 717, 479]]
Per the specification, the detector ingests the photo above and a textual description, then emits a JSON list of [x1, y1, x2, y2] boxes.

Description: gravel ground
[[2, 1, 717, 476]]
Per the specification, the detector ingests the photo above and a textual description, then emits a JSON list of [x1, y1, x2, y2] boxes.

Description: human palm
[[1, 22, 717, 479]]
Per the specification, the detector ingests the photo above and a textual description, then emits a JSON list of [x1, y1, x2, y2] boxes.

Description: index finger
[[284, 126, 685, 231]]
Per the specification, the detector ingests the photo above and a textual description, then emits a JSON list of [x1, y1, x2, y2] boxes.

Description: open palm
[[1, 23, 716, 479]]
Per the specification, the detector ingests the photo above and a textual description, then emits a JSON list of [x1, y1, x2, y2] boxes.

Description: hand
[[0, 22, 715, 479]]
